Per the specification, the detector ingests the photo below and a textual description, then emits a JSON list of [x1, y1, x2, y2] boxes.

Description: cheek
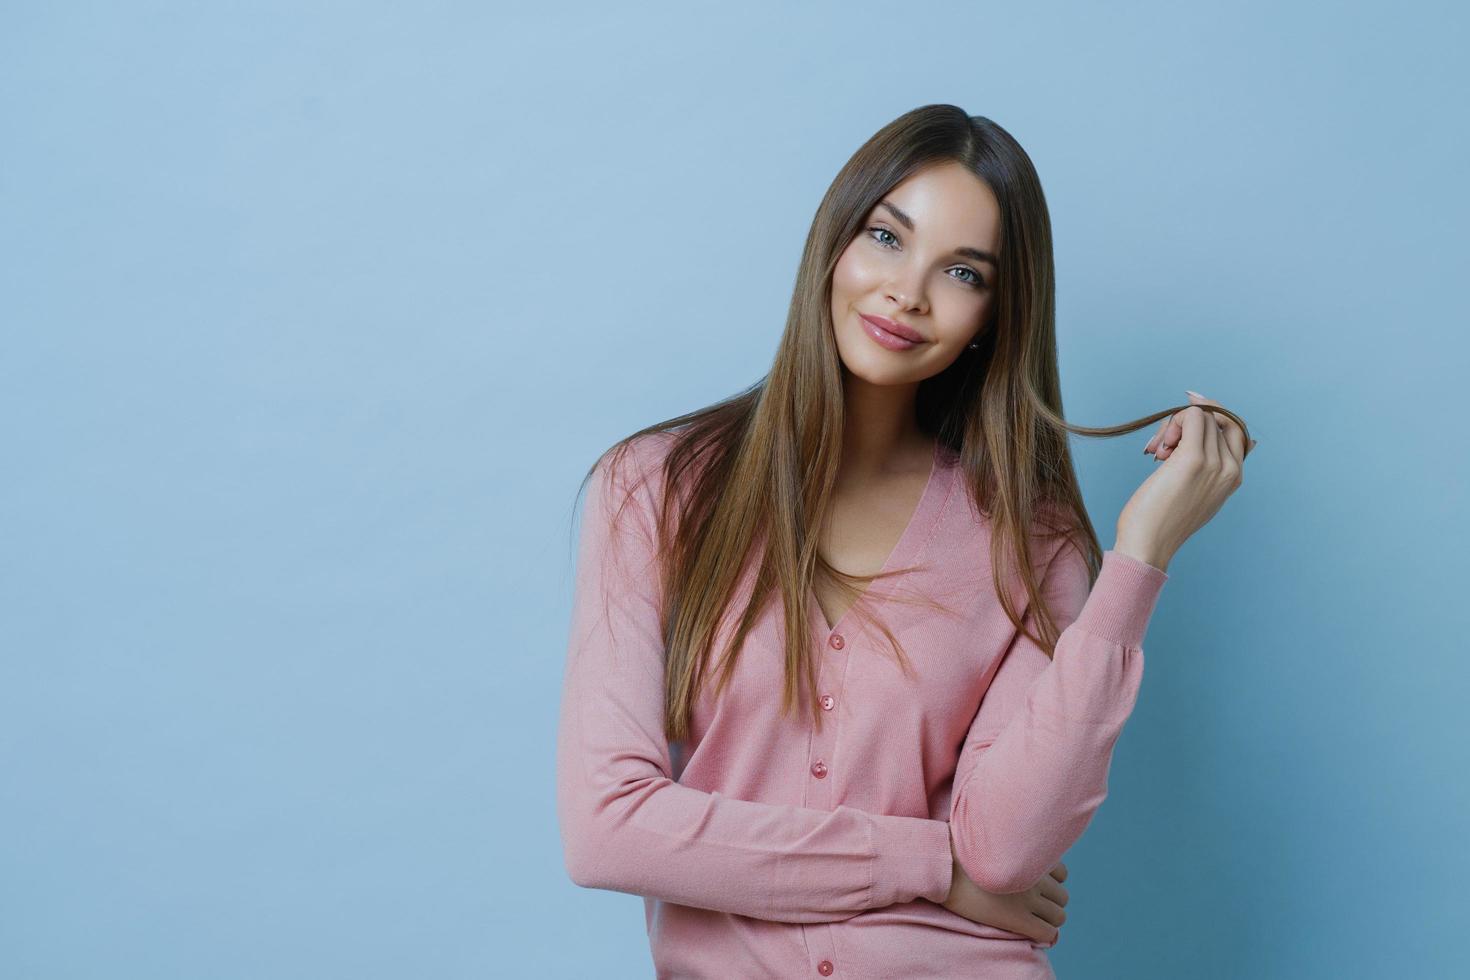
[[938, 290, 991, 331], [831, 244, 879, 302], [924, 297, 991, 354]]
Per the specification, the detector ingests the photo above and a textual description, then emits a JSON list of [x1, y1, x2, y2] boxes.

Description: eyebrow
[[877, 199, 998, 267]]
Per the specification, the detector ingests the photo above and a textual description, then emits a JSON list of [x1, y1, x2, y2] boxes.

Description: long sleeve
[[948, 543, 1168, 898], [556, 443, 953, 923]]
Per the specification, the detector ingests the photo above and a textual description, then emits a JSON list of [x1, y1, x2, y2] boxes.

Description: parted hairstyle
[[571, 104, 1251, 745]]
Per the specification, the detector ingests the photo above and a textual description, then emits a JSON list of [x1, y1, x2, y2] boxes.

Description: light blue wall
[[3, 2, 1464, 977]]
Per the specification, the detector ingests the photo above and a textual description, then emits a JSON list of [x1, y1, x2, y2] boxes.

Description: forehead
[[875, 162, 1000, 248]]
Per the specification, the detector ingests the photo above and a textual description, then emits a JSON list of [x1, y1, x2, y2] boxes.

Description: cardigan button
[[828, 632, 845, 650], [817, 960, 834, 976], [820, 694, 835, 711], [811, 760, 828, 779]]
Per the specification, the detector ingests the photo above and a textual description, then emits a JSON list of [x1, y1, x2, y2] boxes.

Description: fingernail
[[1185, 389, 1203, 398]]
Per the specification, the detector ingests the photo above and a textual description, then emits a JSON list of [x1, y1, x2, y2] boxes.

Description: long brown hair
[[571, 104, 1251, 745]]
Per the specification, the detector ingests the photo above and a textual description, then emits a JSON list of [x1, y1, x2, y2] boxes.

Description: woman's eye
[[865, 226, 986, 289], [952, 267, 986, 288], [867, 226, 899, 248]]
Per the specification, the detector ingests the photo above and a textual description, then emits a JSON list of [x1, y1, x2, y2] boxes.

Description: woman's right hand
[[942, 839, 1069, 946]]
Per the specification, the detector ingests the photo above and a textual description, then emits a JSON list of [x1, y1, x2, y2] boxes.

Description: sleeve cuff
[[869, 815, 954, 907], [1071, 549, 1169, 649]]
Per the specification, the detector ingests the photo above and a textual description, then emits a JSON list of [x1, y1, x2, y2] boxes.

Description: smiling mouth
[[858, 313, 925, 351], [858, 313, 925, 342]]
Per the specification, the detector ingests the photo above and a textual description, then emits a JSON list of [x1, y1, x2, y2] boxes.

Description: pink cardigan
[[556, 432, 1168, 978]]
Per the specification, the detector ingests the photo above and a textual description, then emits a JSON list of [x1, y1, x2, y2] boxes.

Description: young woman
[[556, 104, 1253, 979]]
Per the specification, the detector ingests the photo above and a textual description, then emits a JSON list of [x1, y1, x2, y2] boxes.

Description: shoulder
[[593, 430, 678, 496], [586, 429, 682, 533]]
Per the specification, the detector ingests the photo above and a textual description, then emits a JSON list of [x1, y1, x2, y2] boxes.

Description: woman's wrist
[[1111, 538, 1170, 573]]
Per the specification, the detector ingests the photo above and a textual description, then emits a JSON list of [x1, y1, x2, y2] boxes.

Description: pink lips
[[858, 313, 925, 351]]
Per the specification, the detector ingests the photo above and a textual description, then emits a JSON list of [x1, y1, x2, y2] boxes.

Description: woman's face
[[829, 161, 1001, 385]]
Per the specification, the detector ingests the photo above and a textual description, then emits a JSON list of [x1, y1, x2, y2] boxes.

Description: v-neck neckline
[[810, 438, 957, 636]]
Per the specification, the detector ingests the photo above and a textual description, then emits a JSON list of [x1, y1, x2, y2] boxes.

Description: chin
[[838, 339, 922, 385]]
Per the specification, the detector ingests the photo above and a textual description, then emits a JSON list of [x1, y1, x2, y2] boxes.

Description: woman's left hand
[[1145, 390, 1258, 460], [1116, 391, 1251, 571]]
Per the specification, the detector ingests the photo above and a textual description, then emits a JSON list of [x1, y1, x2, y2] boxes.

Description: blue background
[[3, 2, 1465, 977]]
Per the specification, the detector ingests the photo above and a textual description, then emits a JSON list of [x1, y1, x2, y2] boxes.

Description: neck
[[838, 371, 932, 479]]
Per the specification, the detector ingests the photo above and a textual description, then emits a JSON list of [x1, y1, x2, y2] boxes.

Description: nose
[[885, 270, 927, 314]]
